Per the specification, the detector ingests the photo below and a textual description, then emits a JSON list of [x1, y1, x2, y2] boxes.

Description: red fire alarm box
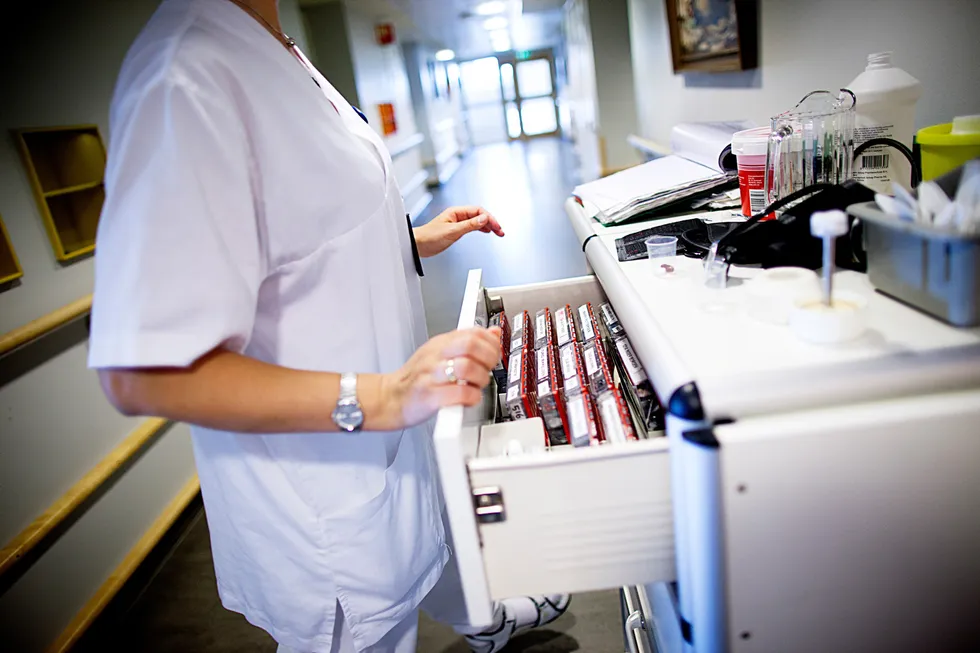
[[378, 103, 397, 136], [375, 23, 395, 45]]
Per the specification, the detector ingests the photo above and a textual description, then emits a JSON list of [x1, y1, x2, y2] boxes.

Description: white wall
[[588, 0, 641, 173], [561, 0, 641, 179], [628, 0, 980, 147], [302, 1, 361, 107], [562, 0, 603, 181], [0, 0, 304, 648], [403, 43, 466, 186], [342, 1, 431, 216]]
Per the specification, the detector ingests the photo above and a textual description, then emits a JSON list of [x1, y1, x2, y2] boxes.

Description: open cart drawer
[[433, 270, 676, 626]]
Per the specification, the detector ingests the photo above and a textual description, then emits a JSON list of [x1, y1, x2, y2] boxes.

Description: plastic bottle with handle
[[848, 52, 921, 193]]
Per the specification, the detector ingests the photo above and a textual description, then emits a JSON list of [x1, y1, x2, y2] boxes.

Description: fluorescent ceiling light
[[475, 1, 507, 15], [483, 16, 508, 30], [435, 49, 456, 61]]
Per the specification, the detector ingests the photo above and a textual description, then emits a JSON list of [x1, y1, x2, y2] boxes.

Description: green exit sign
[[516, 50, 532, 60]]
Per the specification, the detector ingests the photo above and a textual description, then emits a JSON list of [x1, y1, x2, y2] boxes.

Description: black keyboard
[[615, 218, 707, 262]]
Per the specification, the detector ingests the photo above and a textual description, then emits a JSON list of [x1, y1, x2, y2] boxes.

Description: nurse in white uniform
[[89, 0, 568, 652]]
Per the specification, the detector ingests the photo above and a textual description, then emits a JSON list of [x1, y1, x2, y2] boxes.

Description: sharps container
[[731, 126, 772, 217]]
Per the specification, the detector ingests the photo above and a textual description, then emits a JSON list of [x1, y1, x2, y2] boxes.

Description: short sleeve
[[88, 70, 264, 368]]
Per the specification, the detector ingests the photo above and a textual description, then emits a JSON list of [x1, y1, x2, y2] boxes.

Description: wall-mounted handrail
[[0, 294, 92, 356], [387, 132, 425, 159], [47, 474, 201, 653], [0, 417, 171, 579]]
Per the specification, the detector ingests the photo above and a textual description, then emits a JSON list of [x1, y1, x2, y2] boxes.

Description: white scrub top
[[88, 0, 447, 650]]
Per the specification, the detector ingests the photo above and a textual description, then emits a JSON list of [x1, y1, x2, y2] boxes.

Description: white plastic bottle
[[848, 52, 921, 192]]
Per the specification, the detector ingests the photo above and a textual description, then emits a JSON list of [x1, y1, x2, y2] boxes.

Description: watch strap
[[339, 372, 357, 401]]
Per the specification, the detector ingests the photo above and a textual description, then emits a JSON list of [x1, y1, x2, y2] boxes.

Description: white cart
[[431, 199, 980, 653]]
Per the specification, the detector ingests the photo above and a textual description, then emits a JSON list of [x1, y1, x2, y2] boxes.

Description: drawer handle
[[625, 609, 646, 653], [473, 486, 506, 524]]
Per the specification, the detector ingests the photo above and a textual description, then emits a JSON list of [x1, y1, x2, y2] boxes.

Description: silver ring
[[444, 358, 458, 384]]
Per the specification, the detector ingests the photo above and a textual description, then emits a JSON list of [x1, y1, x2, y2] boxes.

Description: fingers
[[481, 213, 505, 237], [445, 206, 504, 238], [453, 213, 492, 236], [441, 328, 500, 370], [431, 356, 491, 388], [446, 206, 485, 221], [431, 382, 484, 409]]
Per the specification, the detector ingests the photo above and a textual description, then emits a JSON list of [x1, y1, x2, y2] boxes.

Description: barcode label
[[584, 347, 599, 376], [536, 348, 548, 381], [861, 154, 890, 169], [555, 308, 571, 346], [615, 337, 648, 385], [535, 313, 546, 342], [598, 394, 626, 444], [578, 305, 596, 341], [749, 189, 767, 214], [508, 352, 522, 384], [566, 374, 579, 391], [568, 394, 587, 441], [599, 303, 622, 335], [512, 312, 524, 332], [560, 344, 576, 379], [538, 380, 550, 397], [506, 384, 519, 402]]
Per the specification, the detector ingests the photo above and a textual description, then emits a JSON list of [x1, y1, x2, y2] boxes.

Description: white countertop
[[566, 198, 980, 418]]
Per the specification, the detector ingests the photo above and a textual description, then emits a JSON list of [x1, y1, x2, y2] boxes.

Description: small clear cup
[[645, 235, 677, 258], [646, 236, 679, 278]]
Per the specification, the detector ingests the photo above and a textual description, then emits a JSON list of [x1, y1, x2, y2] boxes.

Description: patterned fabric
[[464, 595, 571, 652]]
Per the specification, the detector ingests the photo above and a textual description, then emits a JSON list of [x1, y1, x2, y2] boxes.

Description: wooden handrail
[[47, 474, 201, 653], [0, 417, 171, 579], [0, 294, 93, 356]]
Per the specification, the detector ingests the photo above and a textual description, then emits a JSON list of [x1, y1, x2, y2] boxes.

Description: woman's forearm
[[97, 348, 392, 433]]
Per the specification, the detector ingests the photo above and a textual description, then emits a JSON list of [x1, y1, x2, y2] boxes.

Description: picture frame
[[664, 0, 758, 73]]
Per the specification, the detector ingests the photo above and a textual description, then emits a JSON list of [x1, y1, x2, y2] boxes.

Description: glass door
[[499, 53, 560, 140], [459, 57, 509, 146], [458, 52, 561, 145]]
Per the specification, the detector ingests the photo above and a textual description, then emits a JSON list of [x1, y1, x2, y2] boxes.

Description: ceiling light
[[475, 1, 507, 16], [483, 16, 508, 30], [435, 49, 456, 61]]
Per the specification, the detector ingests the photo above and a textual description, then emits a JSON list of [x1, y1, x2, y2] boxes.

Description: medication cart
[[430, 199, 980, 653]]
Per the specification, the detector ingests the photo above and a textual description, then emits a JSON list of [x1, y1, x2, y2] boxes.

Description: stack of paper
[[573, 155, 735, 225]]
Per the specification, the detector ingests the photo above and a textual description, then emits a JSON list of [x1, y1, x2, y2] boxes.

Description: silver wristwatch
[[332, 373, 364, 432]]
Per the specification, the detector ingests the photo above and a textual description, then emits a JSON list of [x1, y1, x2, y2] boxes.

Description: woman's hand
[[373, 327, 502, 430], [413, 206, 505, 258]]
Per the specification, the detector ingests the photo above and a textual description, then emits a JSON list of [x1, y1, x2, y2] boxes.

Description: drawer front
[[470, 441, 674, 599], [432, 269, 675, 627]]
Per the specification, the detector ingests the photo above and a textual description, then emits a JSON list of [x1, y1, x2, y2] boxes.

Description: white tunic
[[87, 0, 447, 650]]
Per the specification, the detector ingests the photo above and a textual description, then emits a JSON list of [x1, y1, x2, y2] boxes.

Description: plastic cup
[[645, 235, 677, 259], [646, 236, 679, 278]]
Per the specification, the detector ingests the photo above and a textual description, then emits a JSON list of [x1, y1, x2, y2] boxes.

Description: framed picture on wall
[[664, 0, 758, 73]]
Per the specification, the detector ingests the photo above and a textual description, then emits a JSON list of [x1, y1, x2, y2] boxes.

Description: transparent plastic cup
[[645, 235, 677, 258], [646, 235, 679, 278]]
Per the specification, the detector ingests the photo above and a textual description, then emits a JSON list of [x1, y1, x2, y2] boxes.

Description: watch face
[[333, 400, 364, 432]]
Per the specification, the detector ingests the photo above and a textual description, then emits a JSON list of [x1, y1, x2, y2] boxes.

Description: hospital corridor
[[3, 0, 980, 652]]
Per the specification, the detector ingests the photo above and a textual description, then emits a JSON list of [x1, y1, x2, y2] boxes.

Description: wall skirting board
[[46, 475, 201, 653]]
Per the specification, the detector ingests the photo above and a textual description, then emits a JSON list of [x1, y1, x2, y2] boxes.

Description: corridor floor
[[77, 137, 624, 653]]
